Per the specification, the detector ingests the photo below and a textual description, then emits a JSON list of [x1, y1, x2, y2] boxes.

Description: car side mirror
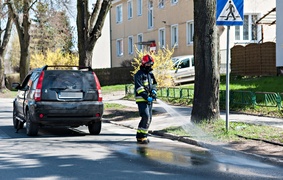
[[11, 83, 21, 90]]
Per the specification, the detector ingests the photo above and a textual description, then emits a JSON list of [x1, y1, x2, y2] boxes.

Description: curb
[[149, 130, 200, 147]]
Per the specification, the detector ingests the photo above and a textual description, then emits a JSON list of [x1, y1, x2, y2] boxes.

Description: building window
[[171, 0, 178, 5], [158, 0, 164, 8], [137, 0, 142, 16], [127, 0, 133, 19], [187, 21, 194, 44], [137, 34, 143, 51], [235, 14, 259, 42], [171, 25, 178, 47], [158, 28, 165, 48], [116, 39, 123, 56], [116, 4, 123, 23], [128, 36, 133, 54], [148, 0, 153, 29]]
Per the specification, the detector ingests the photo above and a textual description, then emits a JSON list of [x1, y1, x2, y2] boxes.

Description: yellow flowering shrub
[[132, 46, 175, 87], [30, 49, 78, 69]]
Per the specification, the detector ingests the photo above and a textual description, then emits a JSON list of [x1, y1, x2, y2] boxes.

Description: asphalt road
[[0, 98, 282, 180]]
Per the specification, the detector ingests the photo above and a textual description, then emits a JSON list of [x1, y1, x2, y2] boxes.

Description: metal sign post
[[216, 0, 243, 132], [226, 26, 230, 131]]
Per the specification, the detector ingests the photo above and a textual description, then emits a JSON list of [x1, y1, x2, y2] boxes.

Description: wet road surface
[[0, 99, 282, 179]]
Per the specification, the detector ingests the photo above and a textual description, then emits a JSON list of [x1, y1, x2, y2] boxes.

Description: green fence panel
[[230, 91, 255, 106], [219, 90, 226, 104], [220, 90, 255, 107], [167, 88, 181, 98], [254, 92, 281, 110], [180, 88, 194, 99], [158, 87, 169, 98], [124, 85, 281, 110]]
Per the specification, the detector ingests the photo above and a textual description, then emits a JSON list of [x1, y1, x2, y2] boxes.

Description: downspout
[[259, 25, 264, 43], [109, 8, 113, 68]]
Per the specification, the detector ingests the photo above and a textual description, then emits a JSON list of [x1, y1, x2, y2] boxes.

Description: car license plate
[[59, 92, 83, 99]]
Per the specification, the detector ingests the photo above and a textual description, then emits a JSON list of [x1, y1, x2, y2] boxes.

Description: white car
[[171, 55, 195, 84]]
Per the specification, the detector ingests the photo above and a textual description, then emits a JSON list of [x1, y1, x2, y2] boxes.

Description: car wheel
[[26, 111, 39, 136], [88, 121, 101, 135], [13, 108, 18, 129], [13, 108, 23, 129]]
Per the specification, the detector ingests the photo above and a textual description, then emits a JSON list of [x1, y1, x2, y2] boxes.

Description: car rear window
[[39, 70, 99, 101], [42, 70, 96, 90]]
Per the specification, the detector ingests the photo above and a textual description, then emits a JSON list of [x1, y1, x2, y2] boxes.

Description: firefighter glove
[[152, 90, 157, 95], [147, 97, 153, 102]]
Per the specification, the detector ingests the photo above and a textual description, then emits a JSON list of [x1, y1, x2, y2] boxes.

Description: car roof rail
[[42, 65, 93, 71]]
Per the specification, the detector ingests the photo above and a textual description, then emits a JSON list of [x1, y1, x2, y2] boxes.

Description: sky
[[64, 0, 97, 51]]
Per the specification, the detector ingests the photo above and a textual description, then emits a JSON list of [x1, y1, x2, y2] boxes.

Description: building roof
[[256, 7, 276, 26]]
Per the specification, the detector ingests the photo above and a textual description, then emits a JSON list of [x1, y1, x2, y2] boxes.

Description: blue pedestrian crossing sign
[[216, 0, 243, 26]]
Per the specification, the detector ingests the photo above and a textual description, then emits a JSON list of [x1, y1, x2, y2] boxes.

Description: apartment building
[[110, 0, 276, 68], [220, 0, 276, 66]]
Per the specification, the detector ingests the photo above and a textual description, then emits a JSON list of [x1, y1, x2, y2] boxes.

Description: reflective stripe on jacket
[[134, 67, 157, 103]]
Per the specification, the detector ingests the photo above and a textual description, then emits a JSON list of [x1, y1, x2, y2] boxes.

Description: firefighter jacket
[[134, 66, 157, 103]]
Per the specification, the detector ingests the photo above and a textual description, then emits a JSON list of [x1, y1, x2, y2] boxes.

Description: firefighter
[[134, 54, 157, 144]]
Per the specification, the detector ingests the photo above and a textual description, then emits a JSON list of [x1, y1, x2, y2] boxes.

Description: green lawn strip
[[163, 120, 283, 144], [104, 102, 127, 109], [0, 89, 17, 98], [102, 85, 125, 94]]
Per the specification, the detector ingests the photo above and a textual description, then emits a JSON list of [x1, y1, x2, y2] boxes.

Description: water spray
[[155, 99, 216, 142]]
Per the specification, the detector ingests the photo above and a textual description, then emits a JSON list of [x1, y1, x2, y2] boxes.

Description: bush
[[30, 49, 78, 69], [5, 73, 20, 90], [131, 46, 175, 87]]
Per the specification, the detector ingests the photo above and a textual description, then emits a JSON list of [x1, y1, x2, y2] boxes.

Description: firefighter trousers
[[136, 102, 152, 139]]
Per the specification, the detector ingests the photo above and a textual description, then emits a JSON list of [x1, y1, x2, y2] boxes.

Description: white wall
[[92, 13, 111, 69], [276, 0, 283, 67], [66, 1, 111, 69]]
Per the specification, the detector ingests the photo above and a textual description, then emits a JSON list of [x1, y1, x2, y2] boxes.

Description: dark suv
[[12, 65, 104, 136]]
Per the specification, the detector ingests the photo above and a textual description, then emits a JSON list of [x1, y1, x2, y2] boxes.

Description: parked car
[[12, 65, 104, 136], [171, 55, 195, 84]]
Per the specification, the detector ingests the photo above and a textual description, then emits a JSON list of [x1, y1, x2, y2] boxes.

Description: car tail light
[[93, 72, 102, 102], [35, 71, 45, 102]]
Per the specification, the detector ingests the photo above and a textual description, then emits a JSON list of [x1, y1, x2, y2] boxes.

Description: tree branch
[[89, 0, 101, 31], [6, 0, 24, 40], [1, 12, 13, 50], [89, 0, 111, 45], [28, 0, 38, 11]]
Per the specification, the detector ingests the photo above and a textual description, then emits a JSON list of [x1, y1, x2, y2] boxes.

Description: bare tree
[[6, 0, 35, 82], [77, 0, 111, 67], [31, 2, 74, 54], [191, 0, 220, 122], [0, 1, 13, 90]]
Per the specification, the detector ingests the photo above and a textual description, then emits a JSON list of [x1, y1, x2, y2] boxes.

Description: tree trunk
[[77, 0, 111, 67], [0, 2, 13, 90], [7, 0, 31, 82], [77, 0, 88, 66], [19, 42, 30, 82], [0, 55, 5, 90], [191, 0, 220, 122]]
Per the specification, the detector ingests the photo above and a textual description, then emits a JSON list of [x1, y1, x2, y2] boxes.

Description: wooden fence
[[231, 42, 276, 76]]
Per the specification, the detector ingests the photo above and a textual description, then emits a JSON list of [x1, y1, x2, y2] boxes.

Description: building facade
[[110, 0, 276, 68], [220, 0, 276, 68], [92, 13, 111, 69]]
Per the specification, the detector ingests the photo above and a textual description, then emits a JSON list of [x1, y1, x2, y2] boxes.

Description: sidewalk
[[103, 93, 283, 131]]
